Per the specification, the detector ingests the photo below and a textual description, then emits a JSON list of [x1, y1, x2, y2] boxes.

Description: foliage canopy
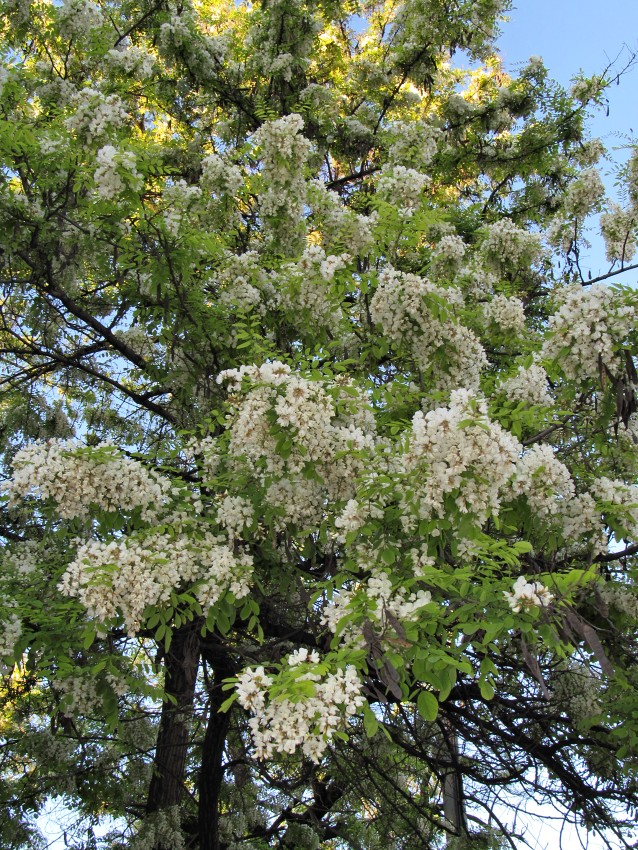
[[1, 0, 638, 847]]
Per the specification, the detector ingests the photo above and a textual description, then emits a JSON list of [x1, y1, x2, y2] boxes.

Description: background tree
[[1, 0, 638, 848]]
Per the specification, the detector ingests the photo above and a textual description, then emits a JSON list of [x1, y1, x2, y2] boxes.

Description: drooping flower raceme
[[236, 655, 365, 762], [600, 204, 637, 264], [64, 87, 128, 141], [370, 268, 487, 391], [504, 576, 553, 613], [376, 164, 430, 209], [217, 363, 376, 529], [321, 568, 432, 647], [6, 440, 170, 521], [483, 294, 526, 334], [541, 284, 635, 380], [480, 219, 543, 273], [401, 389, 521, 526], [252, 114, 311, 254], [591, 477, 638, 540], [499, 362, 553, 406], [201, 152, 243, 198], [94, 144, 142, 199], [58, 524, 253, 634], [563, 168, 605, 219], [510, 444, 575, 518], [273, 243, 350, 328]]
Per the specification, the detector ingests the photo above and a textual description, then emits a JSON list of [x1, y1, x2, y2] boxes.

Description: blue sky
[[497, 0, 638, 282]]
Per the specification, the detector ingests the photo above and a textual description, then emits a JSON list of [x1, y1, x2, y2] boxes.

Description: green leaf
[[417, 690, 439, 722], [363, 703, 379, 737], [479, 680, 495, 700], [381, 547, 397, 565], [220, 693, 238, 713]]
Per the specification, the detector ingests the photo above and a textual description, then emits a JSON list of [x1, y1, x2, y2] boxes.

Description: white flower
[[541, 284, 635, 380], [236, 662, 364, 762], [504, 576, 553, 613], [499, 363, 553, 406], [6, 440, 170, 521], [370, 267, 487, 392], [484, 294, 526, 334]]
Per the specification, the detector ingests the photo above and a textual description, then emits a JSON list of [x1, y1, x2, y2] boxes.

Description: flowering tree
[[1, 0, 638, 847]]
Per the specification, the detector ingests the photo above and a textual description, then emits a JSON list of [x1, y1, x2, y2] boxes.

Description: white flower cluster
[[430, 234, 466, 278], [58, 0, 104, 39], [158, 4, 228, 82], [217, 495, 254, 541], [4, 540, 41, 576], [591, 477, 638, 540], [446, 93, 477, 122], [226, 370, 335, 473], [162, 179, 202, 236], [58, 525, 253, 634], [481, 219, 543, 273], [201, 153, 243, 198], [545, 217, 577, 255], [253, 114, 311, 253], [376, 164, 430, 209], [94, 145, 142, 200], [499, 362, 553, 406], [334, 497, 383, 542], [342, 115, 374, 142], [0, 612, 21, 662], [483, 294, 526, 334], [552, 661, 602, 725], [214, 251, 272, 315], [455, 262, 498, 300], [6, 439, 170, 521], [541, 284, 635, 380], [218, 363, 375, 527], [560, 492, 605, 553], [369, 268, 487, 391], [107, 44, 156, 78], [570, 75, 605, 104], [0, 65, 10, 98], [131, 806, 185, 850], [236, 658, 364, 762], [115, 326, 159, 359], [183, 435, 220, 481], [321, 569, 432, 643], [504, 575, 553, 613], [55, 673, 102, 719], [510, 444, 574, 517], [388, 120, 441, 170], [402, 390, 521, 525], [298, 243, 349, 281], [275, 244, 349, 326], [563, 169, 605, 218], [268, 52, 295, 81], [598, 582, 638, 620], [64, 88, 128, 141], [600, 204, 637, 264]]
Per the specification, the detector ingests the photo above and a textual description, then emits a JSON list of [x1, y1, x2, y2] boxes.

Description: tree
[[1, 0, 638, 846]]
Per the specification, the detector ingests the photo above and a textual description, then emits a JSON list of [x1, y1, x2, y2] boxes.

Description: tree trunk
[[146, 624, 200, 835], [442, 726, 466, 843], [198, 647, 235, 850]]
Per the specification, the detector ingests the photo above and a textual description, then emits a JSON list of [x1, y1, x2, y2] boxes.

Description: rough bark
[[146, 624, 201, 829], [198, 645, 235, 850]]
